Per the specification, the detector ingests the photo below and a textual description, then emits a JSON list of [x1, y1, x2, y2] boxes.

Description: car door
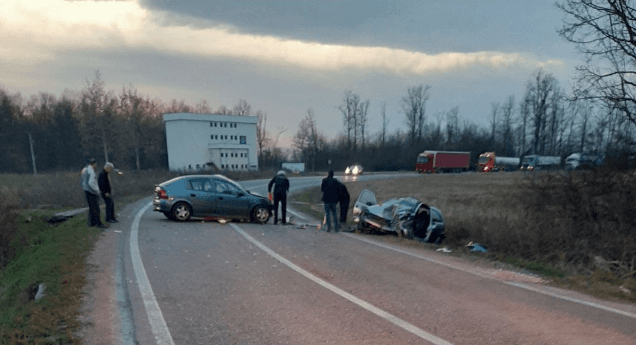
[[213, 180, 252, 219], [353, 189, 377, 214], [185, 178, 217, 215]]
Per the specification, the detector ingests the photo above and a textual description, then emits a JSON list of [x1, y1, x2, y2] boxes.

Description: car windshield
[[478, 156, 490, 163]]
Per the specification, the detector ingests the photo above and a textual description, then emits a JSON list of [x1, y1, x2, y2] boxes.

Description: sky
[[1, 0, 580, 148]]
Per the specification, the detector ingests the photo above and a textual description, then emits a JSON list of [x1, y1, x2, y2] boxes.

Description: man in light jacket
[[81, 158, 106, 229]]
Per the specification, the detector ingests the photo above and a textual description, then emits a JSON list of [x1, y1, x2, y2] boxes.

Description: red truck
[[415, 151, 470, 173]]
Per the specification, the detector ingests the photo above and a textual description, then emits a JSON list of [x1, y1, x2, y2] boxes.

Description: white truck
[[281, 162, 305, 174], [565, 153, 604, 170], [520, 155, 561, 171]]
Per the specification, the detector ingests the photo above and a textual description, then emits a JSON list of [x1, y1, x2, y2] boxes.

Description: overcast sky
[[1, 0, 579, 148]]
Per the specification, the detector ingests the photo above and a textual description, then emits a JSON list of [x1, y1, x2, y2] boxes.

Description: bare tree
[[80, 70, 115, 162], [380, 102, 388, 148], [490, 102, 499, 145], [558, 0, 636, 126], [401, 84, 431, 145], [338, 90, 361, 151], [523, 69, 559, 155], [194, 100, 211, 114], [233, 99, 252, 116], [501, 96, 515, 156], [256, 110, 268, 157], [358, 100, 370, 150], [446, 106, 460, 147]]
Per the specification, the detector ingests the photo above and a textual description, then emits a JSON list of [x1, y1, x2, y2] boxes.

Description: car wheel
[[171, 202, 192, 221], [251, 205, 270, 224]]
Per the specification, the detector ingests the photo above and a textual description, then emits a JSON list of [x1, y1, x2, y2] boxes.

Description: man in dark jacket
[[337, 181, 350, 226], [321, 170, 339, 232], [98, 162, 118, 223], [268, 170, 290, 225]]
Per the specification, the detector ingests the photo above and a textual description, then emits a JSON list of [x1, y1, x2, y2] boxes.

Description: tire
[[171, 202, 192, 221], [251, 205, 270, 224]]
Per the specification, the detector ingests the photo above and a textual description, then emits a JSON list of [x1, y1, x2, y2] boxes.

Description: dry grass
[[292, 171, 636, 302]]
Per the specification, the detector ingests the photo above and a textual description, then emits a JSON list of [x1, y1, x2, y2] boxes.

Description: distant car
[[153, 174, 271, 223], [352, 189, 445, 243], [345, 165, 363, 175]]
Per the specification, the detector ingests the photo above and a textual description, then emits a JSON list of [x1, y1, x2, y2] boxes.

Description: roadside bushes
[[524, 169, 636, 277], [0, 187, 20, 270]]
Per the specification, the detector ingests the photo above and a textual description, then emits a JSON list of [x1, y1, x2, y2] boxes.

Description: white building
[[163, 113, 259, 172]]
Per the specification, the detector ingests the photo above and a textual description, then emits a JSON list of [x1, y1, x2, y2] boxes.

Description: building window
[[210, 122, 213, 127], [196, 164, 200, 169], [189, 164, 192, 169], [240, 136, 246, 144], [215, 135, 218, 139], [211, 135, 214, 139]]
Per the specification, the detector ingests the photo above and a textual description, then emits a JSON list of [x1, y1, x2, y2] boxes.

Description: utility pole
[[28, 131, 37, 175]]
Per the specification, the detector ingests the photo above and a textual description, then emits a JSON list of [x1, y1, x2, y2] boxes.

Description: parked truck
[[478, 152, 520, 172], [520, 155, 561, 171], [565, 153, 604, 170], [416, 151, 470, 173], [281, 162, 305, 174]]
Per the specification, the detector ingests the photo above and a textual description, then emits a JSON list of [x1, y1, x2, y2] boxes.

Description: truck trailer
[[520, 155, 561, 171], [416, 151, 470, 173], [478, 152, 520, 172]]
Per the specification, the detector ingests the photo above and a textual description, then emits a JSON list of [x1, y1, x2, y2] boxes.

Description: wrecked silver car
[[352, 189, 445, 243]]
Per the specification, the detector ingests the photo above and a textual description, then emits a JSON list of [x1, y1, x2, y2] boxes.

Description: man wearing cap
[[267, 170, 290, 225], [98, 162, 118, 223], [81, 159, 106, 228]]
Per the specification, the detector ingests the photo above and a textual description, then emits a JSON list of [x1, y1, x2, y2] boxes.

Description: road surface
[[82, 173, 636, 344]]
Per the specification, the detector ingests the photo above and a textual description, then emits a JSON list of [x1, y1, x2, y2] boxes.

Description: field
[[291, 170, 636, 303]]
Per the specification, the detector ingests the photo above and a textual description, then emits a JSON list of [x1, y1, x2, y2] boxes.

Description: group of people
[[80, 158, 118, 229], [267, 169, 350, 232]]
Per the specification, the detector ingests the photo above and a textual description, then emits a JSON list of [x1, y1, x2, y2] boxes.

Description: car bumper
[[153, 198, 172, 212]]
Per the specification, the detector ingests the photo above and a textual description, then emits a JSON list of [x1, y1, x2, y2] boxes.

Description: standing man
[[98, 162, 118, 223], [268, 170, 290, 225], [81, 159, 106, 229], [321, 170, 339, 233], [337, 181, 350, 229]]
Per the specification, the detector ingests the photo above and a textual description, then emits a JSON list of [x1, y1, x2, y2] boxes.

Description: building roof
[[163, 112, 258, 124]]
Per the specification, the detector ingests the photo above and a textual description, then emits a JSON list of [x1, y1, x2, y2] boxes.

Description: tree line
[[0, 71, 280, 174]]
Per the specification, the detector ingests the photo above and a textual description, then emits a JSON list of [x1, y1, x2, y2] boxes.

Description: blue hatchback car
[[153, 174, 272, 223]]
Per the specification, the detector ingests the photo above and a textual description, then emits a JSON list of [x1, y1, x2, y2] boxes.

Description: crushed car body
[[352, 189, 445, 243]]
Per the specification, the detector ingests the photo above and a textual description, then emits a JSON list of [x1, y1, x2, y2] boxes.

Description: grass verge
[[0, 209, 102, 344]]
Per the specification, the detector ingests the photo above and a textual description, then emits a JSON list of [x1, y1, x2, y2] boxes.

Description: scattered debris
[[46, 215, 72, 225], [619, 285, 632, 295], [34, 283, 46, 301], [436, 247, 452, 253], [466, 241, 488, 253], [113, 230, 122, 233], [25, 215, 33, 223]]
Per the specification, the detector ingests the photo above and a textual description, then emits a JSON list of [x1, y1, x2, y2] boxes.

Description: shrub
[[0, 187, 20, 270]]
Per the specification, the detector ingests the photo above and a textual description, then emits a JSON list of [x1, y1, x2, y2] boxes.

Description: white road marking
[[229, 223, 453, 345], [343, 234, 636, 320], [286, 208, 307, 220], [131, 203, 175, 345]]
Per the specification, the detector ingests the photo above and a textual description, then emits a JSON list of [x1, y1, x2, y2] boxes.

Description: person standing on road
[[321, 170, 339, 233], [268, 170, 290, 225], [98, 162, 118, 223], [337, 181, 350, 229], [81, 158, 106, 229]]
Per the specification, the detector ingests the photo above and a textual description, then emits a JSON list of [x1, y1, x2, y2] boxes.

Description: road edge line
[[130, 202, 175, 345]]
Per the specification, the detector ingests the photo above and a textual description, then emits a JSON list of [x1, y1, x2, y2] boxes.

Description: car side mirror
[[237, 192, 245, 197]]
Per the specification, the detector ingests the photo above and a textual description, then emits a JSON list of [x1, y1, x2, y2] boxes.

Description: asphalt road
[[110, 173, 636, 345]]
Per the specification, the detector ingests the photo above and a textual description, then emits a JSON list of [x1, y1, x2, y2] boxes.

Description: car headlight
[[345, 167, 351, 174]]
